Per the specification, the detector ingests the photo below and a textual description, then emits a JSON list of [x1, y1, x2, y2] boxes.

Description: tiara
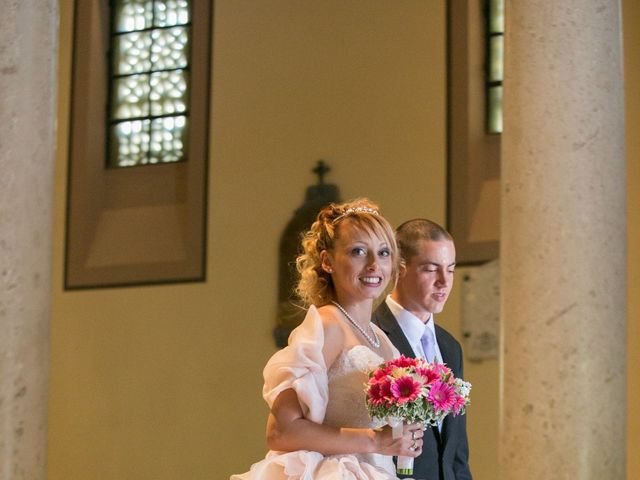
[[333, 206, 379, 223]]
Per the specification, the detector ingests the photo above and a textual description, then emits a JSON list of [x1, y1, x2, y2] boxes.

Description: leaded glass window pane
[[488, 35, 503, 82], [488, 0, 504, 33], [487, 86, 503, 134], [114, 1, 154, 34], [110, 120, 151, 168], [150, 116, 187, 163], [108, 0, 191, 167], [154, 1, 190, 27], [112, 74, 151, 118], [114, 32, 153, 74], [486, 0, 504, 134], [149, 70, 189, 116], [151, 27, 190, 70]]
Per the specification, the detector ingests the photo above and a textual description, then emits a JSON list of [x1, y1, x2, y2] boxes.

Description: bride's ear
[[320, 250, 334, 274]]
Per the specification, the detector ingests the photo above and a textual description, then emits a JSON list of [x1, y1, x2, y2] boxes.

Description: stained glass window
[[108, 0, 191, 167], [486, 0, 504, 134]]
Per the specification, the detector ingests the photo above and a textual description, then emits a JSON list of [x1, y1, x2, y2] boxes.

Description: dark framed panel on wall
[[447, 0, 500, 265], [65, 0, 213, 289]]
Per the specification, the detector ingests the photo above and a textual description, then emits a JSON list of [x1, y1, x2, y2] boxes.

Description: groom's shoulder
[[371, 300, 393, 325], [435, 323, 462, 348], [371, 301, 396, 332]]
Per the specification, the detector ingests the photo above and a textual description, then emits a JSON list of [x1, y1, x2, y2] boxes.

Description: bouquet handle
[[388, 416, 414, 476]]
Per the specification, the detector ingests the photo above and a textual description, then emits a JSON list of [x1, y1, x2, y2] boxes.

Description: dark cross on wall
[[312, 160, 330, 185]]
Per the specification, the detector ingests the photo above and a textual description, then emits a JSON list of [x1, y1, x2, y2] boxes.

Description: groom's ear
[[397, 258, 407, 278]]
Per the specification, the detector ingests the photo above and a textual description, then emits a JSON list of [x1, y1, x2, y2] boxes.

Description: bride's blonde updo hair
[[295, 198, 398, 307]]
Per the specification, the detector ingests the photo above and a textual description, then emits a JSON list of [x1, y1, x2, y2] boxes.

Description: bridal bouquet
[[364, 355, 471, 475]]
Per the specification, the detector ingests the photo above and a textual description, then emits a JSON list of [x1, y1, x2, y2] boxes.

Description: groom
[[372, 219, 472, 480]]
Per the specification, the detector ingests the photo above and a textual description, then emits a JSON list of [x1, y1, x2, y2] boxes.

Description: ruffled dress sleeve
[[231, 306, 398, 479], [262, 305, 328, 424]]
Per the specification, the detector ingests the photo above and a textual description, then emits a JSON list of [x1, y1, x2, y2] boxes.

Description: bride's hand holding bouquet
[[365, 355, 472, 475]]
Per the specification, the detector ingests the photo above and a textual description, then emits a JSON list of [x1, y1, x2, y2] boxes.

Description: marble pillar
[[0, 0, 58, 478], [500, 1, 626, 479]]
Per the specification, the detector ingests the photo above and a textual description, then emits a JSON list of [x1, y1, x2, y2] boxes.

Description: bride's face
[[322, 220, 393, 305]]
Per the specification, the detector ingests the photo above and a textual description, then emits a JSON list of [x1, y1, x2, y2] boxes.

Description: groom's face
[[396, 239, 456, 320]]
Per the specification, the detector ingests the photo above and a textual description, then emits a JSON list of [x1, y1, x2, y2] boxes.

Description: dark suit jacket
[[372, 301, 472, 480]]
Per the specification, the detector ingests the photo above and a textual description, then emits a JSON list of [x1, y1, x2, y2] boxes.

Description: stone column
[[500, 1, 626, 479], [0, 1, 58, 478]]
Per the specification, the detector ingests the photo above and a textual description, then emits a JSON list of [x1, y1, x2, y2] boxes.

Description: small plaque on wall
[[460, 259, 500, 361]]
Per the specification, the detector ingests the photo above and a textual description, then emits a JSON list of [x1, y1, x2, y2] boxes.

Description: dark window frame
[[64, 0, 212, 289]]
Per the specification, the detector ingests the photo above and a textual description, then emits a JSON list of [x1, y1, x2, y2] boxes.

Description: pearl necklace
[[331, 301, 380, 348]]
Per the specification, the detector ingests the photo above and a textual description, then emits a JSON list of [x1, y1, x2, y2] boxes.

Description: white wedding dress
[[231, 306, 399, 480]]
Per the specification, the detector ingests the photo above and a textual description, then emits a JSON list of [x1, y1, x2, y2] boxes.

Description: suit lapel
[[434, 326, 452, 368], [373, 302, 416, 358], [434, 327, 456, 449]]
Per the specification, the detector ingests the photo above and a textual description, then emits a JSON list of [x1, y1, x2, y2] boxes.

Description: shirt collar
[[385, 295, 435, 347]]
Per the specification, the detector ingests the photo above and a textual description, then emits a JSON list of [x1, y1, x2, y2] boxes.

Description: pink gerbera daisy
[[379, 379, 393, 401], [390, 376, 421, 404], [416, 366, 440, 385], [427, 381, 457, 412], [388, 355, 418, 368], [367, 381, 387, 406], [452, 394, 468, 415], [368, 378, 393, 406], [372, 366, 392, 380], [431, 363, 452, 378]]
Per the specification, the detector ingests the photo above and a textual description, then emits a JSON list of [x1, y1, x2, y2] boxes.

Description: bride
[[231, 199, 424, 479]]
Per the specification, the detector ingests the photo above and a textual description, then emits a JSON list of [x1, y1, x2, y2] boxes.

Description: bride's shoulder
[[314, 304, 346, 333], [314, 304, 348, 367]]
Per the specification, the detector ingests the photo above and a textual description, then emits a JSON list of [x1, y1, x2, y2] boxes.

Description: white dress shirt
[[386, 295, 444, 430], [385, 295, 442, 363]]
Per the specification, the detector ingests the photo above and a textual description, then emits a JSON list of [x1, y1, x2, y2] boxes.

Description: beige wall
[[47, 1, 639, 479], [48, 1, 448, 479]]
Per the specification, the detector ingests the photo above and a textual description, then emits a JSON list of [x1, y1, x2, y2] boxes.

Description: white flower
[[454, 378, 472, 397]]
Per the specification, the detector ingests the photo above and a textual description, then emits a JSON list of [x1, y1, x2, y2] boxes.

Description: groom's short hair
[[395, 219, 453, 262]]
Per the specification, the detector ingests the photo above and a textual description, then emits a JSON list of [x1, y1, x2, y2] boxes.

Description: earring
[[324, 266, 333, 273]]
